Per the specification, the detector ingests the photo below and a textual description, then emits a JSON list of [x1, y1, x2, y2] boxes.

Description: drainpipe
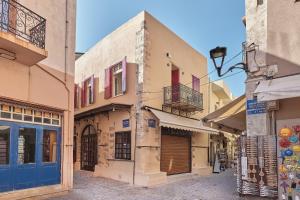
[[31, 0, 72, 190]]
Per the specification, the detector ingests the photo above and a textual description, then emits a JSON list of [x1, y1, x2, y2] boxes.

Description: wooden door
[[81, 125, 97, 171]]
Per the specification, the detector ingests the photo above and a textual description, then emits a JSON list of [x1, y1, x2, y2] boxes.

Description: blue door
[[0, 121, 61, 192]]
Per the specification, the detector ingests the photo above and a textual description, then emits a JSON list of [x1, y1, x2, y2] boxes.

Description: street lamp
[[210, 46, 248, 77]]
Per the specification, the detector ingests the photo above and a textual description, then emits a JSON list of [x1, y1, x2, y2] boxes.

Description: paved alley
[[50, 170, 265, 200]]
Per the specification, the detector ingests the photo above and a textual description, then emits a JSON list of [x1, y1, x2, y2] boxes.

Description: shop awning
[[203, 95, 246, 134], [149, 109, 219, 134], [254, 74, 300, 101]]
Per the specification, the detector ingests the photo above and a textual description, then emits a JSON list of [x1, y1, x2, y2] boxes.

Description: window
[[0, 126, 10, 165], [43, 112, 51, 124], [113, 63, 123, 96], [43, 130, 57, 163], [104, 57, 127, 99], [34, 111, 42, 123], [257, 0, 263, 5], [115, 132, 131, 160], [18, 128, 36, 164], [0, 105, 11, 119], [81, 75, 95, 106]]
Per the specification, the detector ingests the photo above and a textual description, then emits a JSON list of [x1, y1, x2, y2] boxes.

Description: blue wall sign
[[122, 119, 130, 128], [247, 99, 267, 115], [148, 119, 156, 128]]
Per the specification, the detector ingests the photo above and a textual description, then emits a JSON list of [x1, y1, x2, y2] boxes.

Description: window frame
[[112, 63, 123, 97], [42, 129, 58, 163], [0, 125, 10, 165], [115, 131, 131, 160], [18, 127, 36, 165]]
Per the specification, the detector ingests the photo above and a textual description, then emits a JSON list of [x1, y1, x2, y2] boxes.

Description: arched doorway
[[81, 125, 97, 171]]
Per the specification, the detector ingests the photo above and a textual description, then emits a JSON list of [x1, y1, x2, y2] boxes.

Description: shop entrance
[[81, 125, 97, 171], [160, 127, 191, 175], [0, 121, 61, 192]]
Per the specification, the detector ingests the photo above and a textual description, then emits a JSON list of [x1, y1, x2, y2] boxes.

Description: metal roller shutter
[[161, 135, 191, 175]]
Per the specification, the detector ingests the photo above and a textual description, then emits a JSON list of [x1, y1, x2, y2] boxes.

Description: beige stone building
[[207, 80, 236, 167], [74, 11, 217, 186], [0, 0, 76, 199]]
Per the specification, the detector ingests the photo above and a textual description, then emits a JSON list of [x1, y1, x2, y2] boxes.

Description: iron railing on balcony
[[0, 0, 46, 49], [163, 83, 203, 112]]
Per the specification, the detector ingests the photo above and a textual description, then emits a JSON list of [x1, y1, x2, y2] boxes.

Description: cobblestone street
[[50, 170, 265, 200]]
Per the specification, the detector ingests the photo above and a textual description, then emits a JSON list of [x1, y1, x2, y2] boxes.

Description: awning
[[254, 74, 300, 101], [203, 95, 246, 134], [149, 109, 219, 134]]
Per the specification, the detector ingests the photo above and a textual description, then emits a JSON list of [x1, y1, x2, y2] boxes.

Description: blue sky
[[76, 0, 246, 97]]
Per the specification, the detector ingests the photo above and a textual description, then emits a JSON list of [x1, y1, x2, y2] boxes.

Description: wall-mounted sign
[[122, 119, 130, 128], [148, 119, 156, 128], [247, 99, 266, 115]]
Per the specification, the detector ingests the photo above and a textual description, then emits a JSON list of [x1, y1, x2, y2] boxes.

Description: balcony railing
[[163, 83, 203, 112], [0, 0, 46, 49]]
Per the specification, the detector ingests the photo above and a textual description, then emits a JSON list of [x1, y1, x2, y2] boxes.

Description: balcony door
[[171, 68, 179, 102]]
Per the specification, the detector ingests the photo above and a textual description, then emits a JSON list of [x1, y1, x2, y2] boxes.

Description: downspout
[[64, 0, 72, 190], [32, 0, 72, 190], [133, 108, 137, 185]]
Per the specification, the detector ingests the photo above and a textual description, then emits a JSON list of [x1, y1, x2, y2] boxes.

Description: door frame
[[160, 127, 192, 175], [0, 120, 61, 192]]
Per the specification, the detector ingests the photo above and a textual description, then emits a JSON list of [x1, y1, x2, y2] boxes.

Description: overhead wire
[[141, 49, 244, 95], [141, 70, 244, 103]]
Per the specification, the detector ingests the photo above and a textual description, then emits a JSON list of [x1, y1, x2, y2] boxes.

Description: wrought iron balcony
[[0, 0, 46, 49], [163, 83, 203, 113]]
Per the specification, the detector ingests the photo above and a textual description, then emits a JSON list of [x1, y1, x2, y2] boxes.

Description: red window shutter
[[90, 75, 95, 103], [171, 69, 180, 102], [122, 57, 127, 93], [192, 75, 200, 92], [83, 80, 87, 106], [104, 68, 112, 99], [81, 82, 85, 107], [74, 84, 78, 108]]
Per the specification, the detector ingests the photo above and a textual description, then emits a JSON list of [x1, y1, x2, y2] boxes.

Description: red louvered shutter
[[192, 75, 200, 92], [74, 84, 78, 108], [90, 75, 95, 104], [83, 80, 87, 106], [104, 68, 112, 99], [81, 82, 85, 107]]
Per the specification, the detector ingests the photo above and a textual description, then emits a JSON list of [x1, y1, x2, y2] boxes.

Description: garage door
[[161, 135, 191, 175]]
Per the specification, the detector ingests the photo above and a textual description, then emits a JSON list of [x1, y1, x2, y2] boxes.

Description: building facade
[[0, 0, 76, 199], [244, 0, 300, 198], [208, 80, 236, 168], [74, 11, 217, 187]]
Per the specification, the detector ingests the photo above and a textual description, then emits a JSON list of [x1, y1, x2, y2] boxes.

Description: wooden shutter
[[122, 57, 127, 93], [172, 69, 180, 102], [192, 75, 200, 92], [81, 82, 85, 107], [104, 68, 112, 99], [74, 84, 78, 108], [90, 75, 95, 104]]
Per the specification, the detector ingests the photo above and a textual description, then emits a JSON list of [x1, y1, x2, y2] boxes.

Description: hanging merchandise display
[[277, 119, 300, 200], [237, 135, 277, 198]]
